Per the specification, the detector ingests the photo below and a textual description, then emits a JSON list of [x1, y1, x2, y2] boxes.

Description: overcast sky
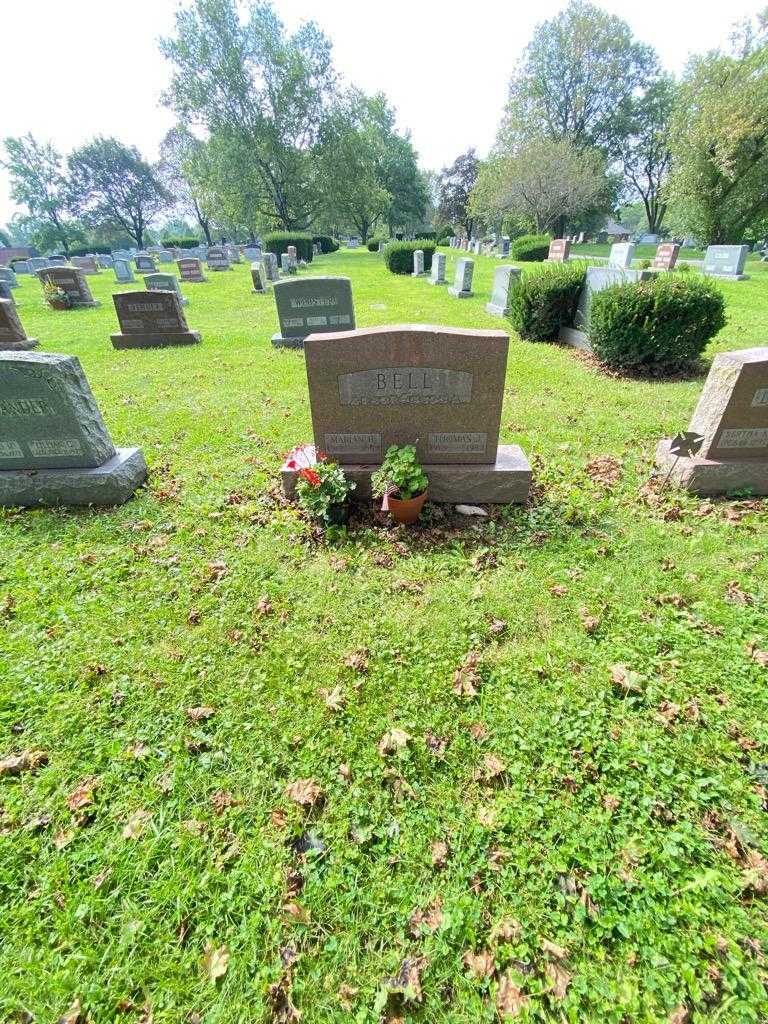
[[0, 0, 760, 227]]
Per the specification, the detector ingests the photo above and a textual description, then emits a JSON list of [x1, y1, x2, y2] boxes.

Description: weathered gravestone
[[0, 351, 147, 506], [135, 254, 157, 274], [111, 291, 201, 349], [71, 256, 100, 275], [282, 325, 531, 503], [28, 258, 49, 274], [245, 246, 261, 261], [0, 267, 19, 289], [499, 236, 510, 257], [38, 266, 99, 308], [48, 255, 67, 266], [272, 277, 355, 349], [547, 239, 571, 262], [448, 258, 474, 298], [114, 259, 135, 284], [412, 249, 425, 277], [264, 252, 280, 283], [703, 245, 749, 280], [13, 261, 30, 275], [0, 282, 15, 304], [652, 243, 680, 271], [559, 266, 650, 351], [0, 299, 37, 350], [486, 266, 520, 318], [158, 250, 173, 263], [287, 245, 298, 267], [429, 253, 446, 285], [251, 262, 268, 294], [97, 255, 113, 269], [226, 245, 242, 264], [144, 272, 188, 306], [608, 242, 634, 269], [655, 347, 768, 495], [280, 253, 296, 276], [178, 257, 207, 283], [207, 246, 230, 271]]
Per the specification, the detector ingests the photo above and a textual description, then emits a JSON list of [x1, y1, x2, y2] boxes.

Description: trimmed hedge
[[511, 234, 550, 262], [507, 264, 586, 341], [161, 236, 200, 249], [69, 244, 111, 256], [589, 274, 726, 371], [383, 239, 436, 275], [313, 235, 339, 254], [264, 231, 314, 262], [367, 238, 388, 252]]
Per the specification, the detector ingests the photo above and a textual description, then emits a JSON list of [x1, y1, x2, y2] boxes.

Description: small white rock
[[454, 504, 488, 517]]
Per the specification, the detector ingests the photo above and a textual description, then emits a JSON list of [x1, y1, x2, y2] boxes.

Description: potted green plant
[[293, 452, 355, 526], [43, 281, 71, 310], [371, 445, 428, 525]]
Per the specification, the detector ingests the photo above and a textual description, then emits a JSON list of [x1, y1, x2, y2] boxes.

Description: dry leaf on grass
[[668, 1004, 690, 1024], [206, 560, 228, 582], [0, 749, 48, 777], [186, 706, 215, 721], [545, 959, 572, 999], [491, 918, 522, 943], [378, 729, 411, 756], [496, 973, 529, 1018], [122, 809, 151, 840], [57, 998, 83, 1024], [453, 651, 482, 697], [343, 647, 369, 672], [408, 897, 443, 936], [747, 643, 768, 667], [464, 949, 496, 978], [609, 664, 643, 696], [585, 455, 622, 487], [578, 607, 600, 634], [550, 584, 569, 597], [203, 941, 230, 981], [481, 753, 506, 780], [431, 840, 449, 868], [338, 983, 358, 1010], [285, 778, 322, 807], [726, 580, 753, 605], [319, 685, 346, 712], [541, 938, 568, 960], [66, 777, 98, 812]]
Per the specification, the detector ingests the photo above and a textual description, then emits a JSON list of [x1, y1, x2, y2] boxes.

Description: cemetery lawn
[[3, 249, 768, 1024]]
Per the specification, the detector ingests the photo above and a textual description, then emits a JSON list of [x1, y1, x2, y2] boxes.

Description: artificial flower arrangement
[[43, 280, 71, 310], [286, 445, 355, 526]]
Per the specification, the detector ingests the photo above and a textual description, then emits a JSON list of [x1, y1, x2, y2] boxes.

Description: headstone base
[[73, 301, 101, 309], [252, 287, 268, 294], [111, 331, 201, 349], [0, 447, 147, 507], [0, 338, 39, 351], [411, 272, 426, 278], [705, 272, 748, 281], [281, 444, 531, 504], [485, 302, 509, 317], [559, 326, 592, 352], [447, 287, 473, 298], [655, 438, 768, 496], [428, 278, 447, 286], [271, 333, 304, 349]]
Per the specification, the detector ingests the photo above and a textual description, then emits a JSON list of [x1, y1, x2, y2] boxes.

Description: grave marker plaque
[[207, 246, 230, 271], [178, 257, 207, 283], [71, 256, 100, 274], [135, 254, 156, 273], [608, 242, 634, 269], [38, 266, 99, 308], [143, 272, 188, 306], [114, 259, 135, 284], [272, 277, 355, 348], [548, 239, 571, 262], [428, 253, 446, 285], [652, 243, 679, 271], [111, 291, 201, 349], [486, 265, 520, 317], [703, 245, 749, 279], [448, 258, 474, 298]]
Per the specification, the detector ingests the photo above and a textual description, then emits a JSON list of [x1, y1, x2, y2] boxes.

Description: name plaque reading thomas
[[338, 368, 472, 406]]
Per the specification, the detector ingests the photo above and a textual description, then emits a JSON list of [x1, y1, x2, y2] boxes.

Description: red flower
[[286, 459, 297, 469], [299, 468, 321, 486]]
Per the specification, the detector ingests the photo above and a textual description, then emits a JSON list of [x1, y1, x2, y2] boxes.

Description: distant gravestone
[[111, 291, 201, 349], [71, 256, 100, 275], [429, 253, 446, 285], [448, 258, 474, 298], [178, 257, 207, 283], [158, 250, 173, 263], [38, 266, 99, 309], [280, 253, 296, 276], [244, 246, 261, 261], [656, 347, 768, 495], [0, 299, 37, 350], [28, 258, 49, 274], [286, 245, 298, 267], [0, 267, 19, 289], [251, 261, 268, 294], [412, 249, 425, 277], [548, 239, 571, 262], [143, 272, 188, 306], [560, 266, 650, 351], [113, 259, 135, 284], [608, 242, 634, 269], [271, 276, 355, 349], [0, 351, 146, 506], [207, 246, 230, 271], [97, 254, 113, 269], [499, 237, 510, 257], [703, 245, 749, 280], [13, 261, 30, 275], [47, 255, 67, 266], [652, 243, 680, 271], [135, 254, 157, 273], [486, 265, 520, 318], [281, 325, 531, 504]]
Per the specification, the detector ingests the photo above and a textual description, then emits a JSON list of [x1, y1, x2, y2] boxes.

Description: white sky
[[0, 0, 761, 226]]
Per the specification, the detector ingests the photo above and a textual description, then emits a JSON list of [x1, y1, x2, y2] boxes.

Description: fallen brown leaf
[[58, 998, 82, 1024], [408, 896, 443, 936], [319, 685, 345, 712], [343, 647, 369, 672], [285, 778, 322, 807], [585, 455, 622, 487], [463, 948, 496, 979], [496, 972, 529, 1018], [578, 607, 600, 634], [66, 777, 98, 812], [726, 580, 753, 605], [545, 960, 572, 999], [609, 664, 643, 696], [453, 651, 482, 698], [122, 809, 151, 840], [378, 728, 411, 756], [202, 941, 230, 981], [186, 705, 215, 721], [431, 840, 449, 868], [0, 749, 48, 777]]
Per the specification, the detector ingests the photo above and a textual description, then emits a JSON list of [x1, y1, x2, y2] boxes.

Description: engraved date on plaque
[[428, 432, 487, 454]]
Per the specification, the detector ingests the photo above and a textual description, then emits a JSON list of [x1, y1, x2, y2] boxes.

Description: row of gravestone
[[547, 238, 750, 279]]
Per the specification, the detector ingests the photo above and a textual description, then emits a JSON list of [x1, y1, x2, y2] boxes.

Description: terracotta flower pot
[[387, 490, 427, 525], [48, 298, 70, 310]]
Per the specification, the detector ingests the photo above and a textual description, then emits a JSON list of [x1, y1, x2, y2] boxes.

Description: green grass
[[1, 249, 768, 1023]]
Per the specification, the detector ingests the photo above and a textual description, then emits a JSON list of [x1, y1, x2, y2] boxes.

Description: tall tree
[[621, 76, 675, 235], [500, 0, 658, 157], [437, 149, 479, 238], [1, 134, 78, 255], [159, 127, 218, 243], [160, 0, 337, 230], [68, 138, 172, 248], [667, 16, 768, 243], [382, 136, 428, 236]]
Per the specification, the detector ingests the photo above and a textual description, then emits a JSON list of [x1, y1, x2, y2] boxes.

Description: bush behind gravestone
[[264, 232, 314, 262], [383, 240, 436, 275], [161, 237, 201, 249], [69, 244, 112, 256], [589, 275, 726, 371], [511, 234, 551, 262], [312, 235, 339, 254], [507, 263, 586, 341]]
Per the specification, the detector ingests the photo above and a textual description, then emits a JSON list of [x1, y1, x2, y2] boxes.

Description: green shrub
[[589, 274, 726, 372], [69, 244, 111, 256], [264, 231, 314, 262], [511, 234, 551, 262], [507, 264, 586, 341], [367, 239, 383, 252], [313, 235, 339, 254], [383, 239, 436, 275], [161, 236, 200, 249]]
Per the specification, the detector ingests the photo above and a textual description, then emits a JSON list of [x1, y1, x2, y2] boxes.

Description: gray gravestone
[[280, 253, 296, 276], [178, 257, 207, 283], [0, 299, 37, 350], [71, 256, 100, 275], [0, 267, 19, 289], [38, 266, 99, 308], [207, 246, 230, 271], [0, 282, 15, 304], [703, 245, 749, 279], [0, 351, 146, 506], [144, 272, 188, 306], [13, 261, 30, 275], [608, 242, 634, 269], [114, 259, 135, 284], [281, 325, 531, 504], [47, 255, 67, 266], [245, 246, 261, 261], [448, 258, 474, 298], [429, 253, 446, 285], [158, 250, 173, 263], [251, 262, 268, 294], [97, 255, 114, 269], [272, 277, 355, 349], [135, 254, 157, 273], [28, 258, 49, 274], [486, 265, 520, 317], [412, 249, 425, 277], [264, 252, 280, 283], [111, 291, 201, 349], [499, 237, 510, 257]]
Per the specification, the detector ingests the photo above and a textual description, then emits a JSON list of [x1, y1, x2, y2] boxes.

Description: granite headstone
[[143, 272, 188, 306], [0, 299, 37, 350], [38, 266, 99, 308], [111, 291, 201, 349], [271, 276, 355, 349], [485, 265, 520, 318], [448, 258, 474, 298]]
